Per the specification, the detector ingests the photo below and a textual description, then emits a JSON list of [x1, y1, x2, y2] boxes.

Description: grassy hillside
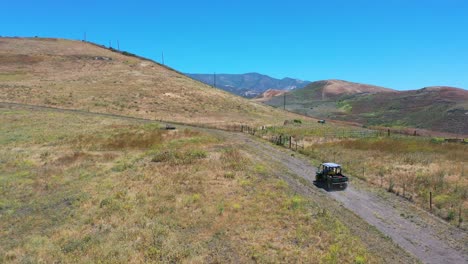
[[344, 87, 468, 134], [263, 80, 468, 135], [0, 105, 379, 263], [0, 37, 302, 127]]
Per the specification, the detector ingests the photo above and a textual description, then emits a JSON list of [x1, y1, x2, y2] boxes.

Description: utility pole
[[161, 51, 165, 65], [283, 93, 286, 110], [117, 40, 120, 51], [213, 72, 216, 88]]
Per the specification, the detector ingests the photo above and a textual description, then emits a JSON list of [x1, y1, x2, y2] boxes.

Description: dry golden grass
[[0, 37, 306, 127], [301, 137, 468, 227], [0, 107, 377, 263]]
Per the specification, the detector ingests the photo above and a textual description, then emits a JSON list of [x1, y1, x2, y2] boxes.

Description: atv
[[316, 163, 348, 190]]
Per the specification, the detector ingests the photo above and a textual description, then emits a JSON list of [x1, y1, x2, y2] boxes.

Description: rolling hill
[[0, 37, 304, 126], [262, 80, 468, 135], [186, 72, 310, 98]]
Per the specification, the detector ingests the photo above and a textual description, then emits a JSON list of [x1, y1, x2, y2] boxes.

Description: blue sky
[[2, 0, 467, 90]]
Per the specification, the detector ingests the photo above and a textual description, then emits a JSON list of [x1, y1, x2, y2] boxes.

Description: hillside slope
[[0, 37, 301, 126], [262, 80, 468, 134], [186, 72, 310, 98], [289, 79, 394, 100], [345, 87, 468, 134]]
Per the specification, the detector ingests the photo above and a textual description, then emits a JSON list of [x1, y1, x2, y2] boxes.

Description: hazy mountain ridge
[[186, 73, 310, 98]]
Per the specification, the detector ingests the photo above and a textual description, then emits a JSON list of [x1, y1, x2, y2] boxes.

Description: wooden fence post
[[459, 206, 462, 227], [430, 191, 432, 211], [289, 136, 292, 149], [458, 204, 463, 227]]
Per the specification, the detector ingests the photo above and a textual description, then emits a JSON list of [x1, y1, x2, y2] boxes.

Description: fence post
[[459, 206, 463, 227], [289, 136, 292, 149], [430, 191, 432, 211], [387, 129, 390, 137]]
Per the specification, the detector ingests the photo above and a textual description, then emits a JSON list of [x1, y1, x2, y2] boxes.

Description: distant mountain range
[[259, 80, 468, 135], [186, 73, 310, 98]]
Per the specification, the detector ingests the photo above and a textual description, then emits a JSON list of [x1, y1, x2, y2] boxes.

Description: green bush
[[446, 210, 456, 221]]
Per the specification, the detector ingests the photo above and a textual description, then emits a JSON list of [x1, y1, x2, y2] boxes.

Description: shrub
[[224, 172, 235, 179], [446, 210, 456, 221], [433, 194, 452, 209], [388, 178, 395, 193], [355, 255, 366, 264], [151, 149, 207, 165], [152, 151, 175, 163], [220, 147, 248, 170], [287, 195, 304, 210]]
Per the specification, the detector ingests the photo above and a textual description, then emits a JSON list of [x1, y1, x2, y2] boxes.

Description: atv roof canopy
[[322, 163, 341, 168]]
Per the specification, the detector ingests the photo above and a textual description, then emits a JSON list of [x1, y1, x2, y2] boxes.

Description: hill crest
[[299, 79, 395, 100]]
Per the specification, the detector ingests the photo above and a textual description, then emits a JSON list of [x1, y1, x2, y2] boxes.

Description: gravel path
[[330, 187, 467, 264]]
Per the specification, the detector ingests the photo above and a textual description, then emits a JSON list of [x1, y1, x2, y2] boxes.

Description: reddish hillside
[[287, 79, 394, 101], [254, 89, 288, 102], [319, 79, 394, 99]]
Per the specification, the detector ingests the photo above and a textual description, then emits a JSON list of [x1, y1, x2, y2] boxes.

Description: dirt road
[[239, 134, 467, 264], [2, 102, 467, 263]]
